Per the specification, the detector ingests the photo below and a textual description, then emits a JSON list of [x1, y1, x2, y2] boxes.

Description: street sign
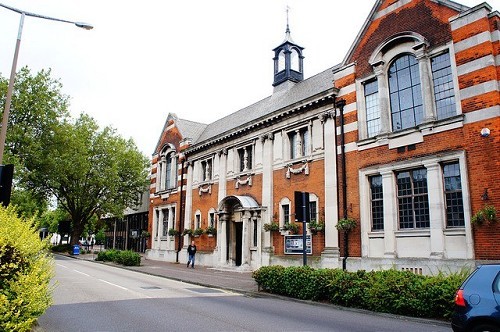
[[284, 235, 312, 255]]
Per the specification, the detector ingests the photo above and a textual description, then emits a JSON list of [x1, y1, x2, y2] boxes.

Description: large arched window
[[388, 54, 423, 131], [157, 149, 177, 192]]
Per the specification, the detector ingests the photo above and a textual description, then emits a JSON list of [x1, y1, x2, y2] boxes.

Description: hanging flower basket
[[471, 205, 497, 226], [205, 226, 217, 236], [193, 228, 204, 237], [335, 217, 357, 232], [308, 220, 324, 235], [168, 228, 179, 237], [182, 228, 193, 236], [282, 222, 299, 234], [263, 222, 280, 232]]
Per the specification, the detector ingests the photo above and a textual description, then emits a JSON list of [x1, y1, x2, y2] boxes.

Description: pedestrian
[[187, 240, 197, 268]]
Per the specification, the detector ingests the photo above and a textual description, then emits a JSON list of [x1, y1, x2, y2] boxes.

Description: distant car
[[451, 264, 500, 332]]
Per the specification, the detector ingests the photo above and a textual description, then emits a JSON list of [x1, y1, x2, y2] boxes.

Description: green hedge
[[96, 249, 141, 266], [252, 266, 468, 320], [0, 206, 54, 332]]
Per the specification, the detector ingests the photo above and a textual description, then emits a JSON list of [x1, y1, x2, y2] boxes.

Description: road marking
[[98, 279, 128, 290], [73, 269, 90, 276]]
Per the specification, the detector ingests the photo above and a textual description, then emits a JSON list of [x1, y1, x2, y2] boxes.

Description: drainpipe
[[176, 155, 186, 263], [336, 98, 348, 270]]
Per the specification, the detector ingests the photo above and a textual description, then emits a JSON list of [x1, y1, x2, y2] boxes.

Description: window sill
[[367, 231, 385, 239], [357, 115, 464, 149], [443, 228, 466, 236], [287, 157, 311, 166], [155, 188, 177, 196], [394, 229, 430, 238]]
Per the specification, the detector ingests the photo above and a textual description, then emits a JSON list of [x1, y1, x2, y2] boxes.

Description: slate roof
[[191, 65, 339, 147], [176, 117, 207, 142]]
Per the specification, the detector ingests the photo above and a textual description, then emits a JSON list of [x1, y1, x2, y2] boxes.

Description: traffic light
[[0, 164, 14, 207], [294, 191, 310, 222]]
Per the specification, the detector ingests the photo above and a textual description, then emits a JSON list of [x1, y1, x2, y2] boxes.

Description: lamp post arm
[[0, 3, 93, 164], [0, 12, 24, 165], [0, 3, 93, 29]]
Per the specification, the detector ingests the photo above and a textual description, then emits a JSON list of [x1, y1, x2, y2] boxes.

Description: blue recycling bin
[[72, 244, 80, 255]]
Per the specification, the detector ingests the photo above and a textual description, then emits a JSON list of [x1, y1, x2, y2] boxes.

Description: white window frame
[[279, 197, 292, 229]]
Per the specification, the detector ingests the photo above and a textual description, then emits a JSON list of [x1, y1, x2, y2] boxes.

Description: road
[[36, 255, 452, 332]]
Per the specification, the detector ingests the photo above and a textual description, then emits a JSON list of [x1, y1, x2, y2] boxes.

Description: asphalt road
[[35, 255, 452, 332]]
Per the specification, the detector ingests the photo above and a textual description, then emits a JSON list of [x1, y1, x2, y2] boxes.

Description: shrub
[[96, 249, 140, 266], [0, 206, 54, 332], [252, 265, 468, 320], [51, 243, 72, 253]]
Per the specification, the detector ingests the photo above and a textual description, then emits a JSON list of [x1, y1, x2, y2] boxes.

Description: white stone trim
[[459, 80, 499, 100], [456, 54, 496, 76], [450, 5, 491, 31], [463, 105, 500, 123], [337, 83, 356, 98], [373, 0, 412, 20], [336, 121, 358, 136], [453, 31, 491, 53]]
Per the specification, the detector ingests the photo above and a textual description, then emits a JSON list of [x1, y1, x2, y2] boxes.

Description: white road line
[[98, 279, 128, 290], [73, 269, 90, 276]]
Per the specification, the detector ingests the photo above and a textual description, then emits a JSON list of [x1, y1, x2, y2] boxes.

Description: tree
[[24, 114, 150, 244], [0, 67, 70, 216]]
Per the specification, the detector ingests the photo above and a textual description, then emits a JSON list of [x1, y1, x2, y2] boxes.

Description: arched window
[[388, 54, 423, 131], [290, 48, 299, 71], [157, 149, 177, 192], [278, 50, 286, 72]]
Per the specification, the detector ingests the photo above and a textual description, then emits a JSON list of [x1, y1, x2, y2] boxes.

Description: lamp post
[[0, 3, 93, 164]]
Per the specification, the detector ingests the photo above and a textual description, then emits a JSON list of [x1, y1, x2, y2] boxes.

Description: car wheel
[[470, 323, 500, 332]]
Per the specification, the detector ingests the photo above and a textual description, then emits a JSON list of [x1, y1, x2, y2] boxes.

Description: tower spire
[[285, 5, 292, 42]]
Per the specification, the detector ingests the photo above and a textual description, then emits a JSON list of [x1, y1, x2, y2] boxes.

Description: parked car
[[451, 264, 500, 332]]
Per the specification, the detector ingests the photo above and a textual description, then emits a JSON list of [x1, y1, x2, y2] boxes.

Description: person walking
[[187, 240, 197, 268]]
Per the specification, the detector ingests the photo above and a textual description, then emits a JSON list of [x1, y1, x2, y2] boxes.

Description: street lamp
[[0, 2, 93, 165]]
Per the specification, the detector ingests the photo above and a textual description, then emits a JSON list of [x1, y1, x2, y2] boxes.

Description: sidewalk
[[68, 251, 259, 295]]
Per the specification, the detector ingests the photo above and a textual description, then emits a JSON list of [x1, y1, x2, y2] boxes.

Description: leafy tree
[[24, 114, 149, 244], [0, 67, 69, 217]]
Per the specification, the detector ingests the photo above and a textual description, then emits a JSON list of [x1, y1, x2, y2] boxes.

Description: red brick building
[[148, 0, 499, 274]]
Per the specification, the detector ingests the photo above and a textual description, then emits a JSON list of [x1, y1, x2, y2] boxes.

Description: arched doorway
[[217, 195, 262, 267]]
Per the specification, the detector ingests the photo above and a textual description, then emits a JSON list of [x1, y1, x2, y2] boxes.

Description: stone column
[[373, 61, 390, 135], [381, 171, 396, 258], [241, 212, 250, 266], [414, 44, 435, 122], [218, 212, 229, 264], [425, 163, 444, 258], [261, 132, 274, 266], [183, 162, 194, 248], [322, 111, 340, 266], [218, 149, 228, 204]]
